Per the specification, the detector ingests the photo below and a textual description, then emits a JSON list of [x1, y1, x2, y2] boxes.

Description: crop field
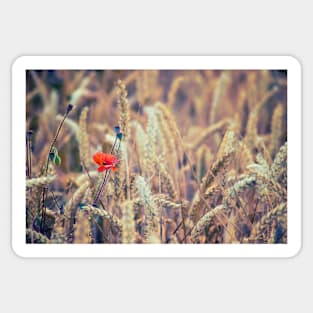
[[25, 69, 287, 244]]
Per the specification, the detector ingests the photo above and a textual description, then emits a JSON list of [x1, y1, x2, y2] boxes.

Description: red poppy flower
[[92, 152, 119, 172]]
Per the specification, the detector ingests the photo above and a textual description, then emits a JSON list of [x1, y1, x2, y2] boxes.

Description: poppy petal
[[97, 165, 106, 172], [112, 166, 118, 172], [105, 154, 114, 163], [93, 152, 105, 165]]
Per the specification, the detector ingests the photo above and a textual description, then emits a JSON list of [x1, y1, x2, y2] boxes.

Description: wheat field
[[25, 69, 287, 244]]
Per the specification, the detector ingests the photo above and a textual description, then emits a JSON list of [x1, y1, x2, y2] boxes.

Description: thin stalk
[[26, 131, 33, 229], [40, 103, 73, 233], [124, 146, 130, 201], [180, 202, 187, 243], [50, 190, 61, 212], [110, 136, 118, 154], [43, 104, 73, 175], [92, 136, 122, 206], [92, 170, 111, 206], [40, 186, 48, 232], [81, 161, 107, 211], [26, 131, 33, 178]]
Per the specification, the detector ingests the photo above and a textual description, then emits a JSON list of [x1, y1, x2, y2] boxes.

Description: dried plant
[[25, 70, 288, 244]]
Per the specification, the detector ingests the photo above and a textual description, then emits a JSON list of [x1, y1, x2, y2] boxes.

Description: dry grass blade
[[25, 70, 287, 245]]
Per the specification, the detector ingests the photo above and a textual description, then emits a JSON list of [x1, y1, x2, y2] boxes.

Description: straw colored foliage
[[26, 69, 287, 244]]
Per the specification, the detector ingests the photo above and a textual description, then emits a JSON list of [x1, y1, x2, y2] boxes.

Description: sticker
[[12, 56, 301, 257]]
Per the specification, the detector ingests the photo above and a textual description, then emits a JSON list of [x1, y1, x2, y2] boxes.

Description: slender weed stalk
[[40, 103, 73, 233], [92, 129, 122, 206], [26, 130, 33, 178], [26, 70, 287, 245]]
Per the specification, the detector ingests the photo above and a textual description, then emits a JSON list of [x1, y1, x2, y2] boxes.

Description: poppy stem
[[92, 135, 122, 206], [92, 170, 111, 206], [110, 136, 118, 154]]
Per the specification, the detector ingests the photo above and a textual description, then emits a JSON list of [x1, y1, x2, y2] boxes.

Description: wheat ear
[[116, 80, 131, 201], [154, 102, 183, 161], [210, 71, 230, 124], [79, 106, 91, 168], [271, 142, 287, 182], [136, 176, 160, 242], [188, 119, 230, 150], [26, 229, 50, 243], [250, 203, 287, 242], [116, 79, 130, 141], [144, 107, 158, 177], [167, 76, 185, 108], [270, 104, 284, 157], [73, 210, 92, 243], [191, 205, 224, 242], [26, 175, 56, 189], [121, 200, 136, 243], [64, 181, 90, 237], [81, 205, 122, 234]]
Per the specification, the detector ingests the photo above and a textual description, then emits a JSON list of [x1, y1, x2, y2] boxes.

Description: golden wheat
[[79, 106, 91, 168], [26, 70, 287, 245], [191, 205, 224, 242], [26, 175, 56, 188]]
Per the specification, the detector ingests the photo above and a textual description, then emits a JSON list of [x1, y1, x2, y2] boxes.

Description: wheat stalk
[[26, 175, 56, 188]]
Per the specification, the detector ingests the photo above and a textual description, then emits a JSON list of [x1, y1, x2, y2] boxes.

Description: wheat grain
[[271, 142, 287, 183], [153, 194, 188, 210], [210, 71, 230, 124], [116, 79, 130, 141], [79, 106, 91, 168], [73, 210, 92, 243], [154, 102, 183, 161], [270, 104, 284, 157], [191, 205, 224, 242], [201, 129, 237, 190], [250, 203, 287, 242], [157, 162, 177, 200], [227, 175, 256, 198], [239, 141, 254, 167], [64, 181, 90, 235], [136, 176, 159, 240], [144, 107, 158, 177], [26, 229, 50, 243], [121, 200, 136, 243], [188, 119, 230, 150], [167, 76, 185, 108], [81, 205, 122, 234], [26, 175, 56, 188]]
